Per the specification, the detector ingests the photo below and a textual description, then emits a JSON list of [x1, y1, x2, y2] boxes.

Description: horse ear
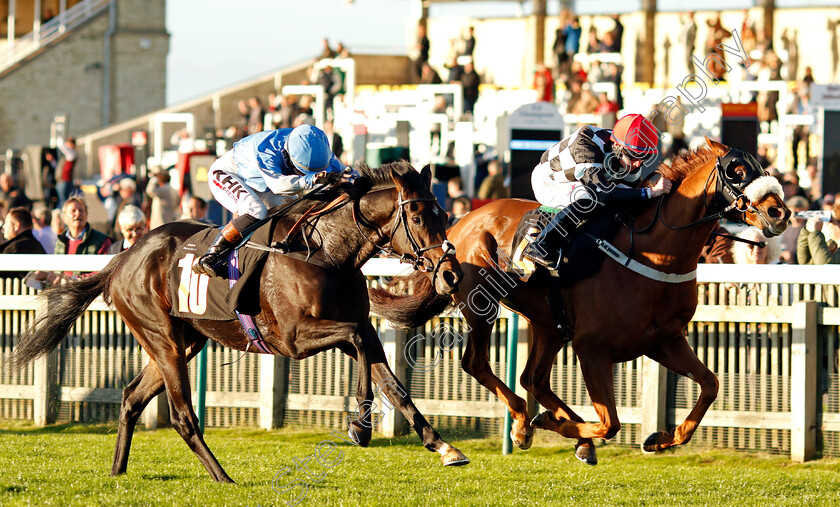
[[390, 167, 409, 194], [705, 137, 728, 155], [420, 164, 433, 189]]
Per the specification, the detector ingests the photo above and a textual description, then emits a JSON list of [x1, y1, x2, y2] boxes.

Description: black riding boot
[[192, 215, 257, 276], [523, 205, 595, 270]]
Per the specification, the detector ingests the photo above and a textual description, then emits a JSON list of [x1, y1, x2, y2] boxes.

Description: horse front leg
[[340, 324, 469, 466], [459, 312, 532, 450], [348, 326, 375, 447], [642, 334, 719, 452], [291, 318, 379, 447]]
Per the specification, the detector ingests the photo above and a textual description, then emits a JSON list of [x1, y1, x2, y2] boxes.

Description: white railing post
[[379, 325, 408, 437], [8, 0, 16, 55], [33, 0, 42, 45], [259, 355, 286, 429], [59, 0, 66, 33], [32, 297, 58, 426], [32, 352, 58, 425], [791, 300, 818, 462], [641, 356, 668, 441], [141, 349, 169, 429]]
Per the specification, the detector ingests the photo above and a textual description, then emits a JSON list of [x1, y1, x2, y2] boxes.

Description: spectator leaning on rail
[[109, 205, 148, 254], [797, 202, 840, 265], [55, 197, 112, 256], [523, 114, 672, 270], [0, 207, 46, 279], [192, 124, 351, 277]]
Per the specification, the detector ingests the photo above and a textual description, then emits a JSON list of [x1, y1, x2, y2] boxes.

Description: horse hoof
[[439, 444, 470, 466], [530, 411, 550, 430], [642, 431, 669, 453], [574, 444, 597, 466], [511, 427, 534, 450]]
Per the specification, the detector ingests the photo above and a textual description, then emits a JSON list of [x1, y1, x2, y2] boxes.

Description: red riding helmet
[[610, 114, 659, 157]]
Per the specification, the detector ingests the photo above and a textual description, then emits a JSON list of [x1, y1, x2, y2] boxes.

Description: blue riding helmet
[[284, 124, 332, 174]]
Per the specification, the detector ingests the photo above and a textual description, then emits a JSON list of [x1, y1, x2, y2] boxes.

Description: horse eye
[[412, 216, 422, 225]]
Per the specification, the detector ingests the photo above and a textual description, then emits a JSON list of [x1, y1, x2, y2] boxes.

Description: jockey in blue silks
[[192, 124, 349, 276]]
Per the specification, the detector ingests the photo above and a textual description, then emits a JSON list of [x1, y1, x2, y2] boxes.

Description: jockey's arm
[[588, 172, 672, 202], [259, 154, 346, 195], [261, 170, 311, 195]]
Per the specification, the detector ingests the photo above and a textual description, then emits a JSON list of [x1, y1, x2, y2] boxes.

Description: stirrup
[[192, 251, 228, 277], [523, 243, 561, 271]]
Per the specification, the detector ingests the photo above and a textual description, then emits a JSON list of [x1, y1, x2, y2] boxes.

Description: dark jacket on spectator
[[0, 229, 46, 278], [699, 225, 734, 264], [108, 240, 128, 254], [0, 185, 32, 210], [55, 226, 112, 255]]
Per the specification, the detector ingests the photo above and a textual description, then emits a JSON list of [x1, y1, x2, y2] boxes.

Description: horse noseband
[[393, 193, 454, 275]]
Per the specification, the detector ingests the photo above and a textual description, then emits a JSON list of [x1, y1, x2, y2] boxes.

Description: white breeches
[[531, 165, 588, 208], [208, 151, 293, 219]]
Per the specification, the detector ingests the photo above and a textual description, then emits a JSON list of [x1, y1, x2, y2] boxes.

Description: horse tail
[[368, 271, 453, 329], [11, 260, 118, 369]]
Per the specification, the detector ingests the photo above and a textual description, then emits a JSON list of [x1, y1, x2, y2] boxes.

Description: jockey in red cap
[[523, 113, 673, 271]]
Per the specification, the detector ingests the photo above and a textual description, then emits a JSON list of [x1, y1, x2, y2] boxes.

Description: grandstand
[[3, 0, 840, 466], [1, 2, 838, 193]]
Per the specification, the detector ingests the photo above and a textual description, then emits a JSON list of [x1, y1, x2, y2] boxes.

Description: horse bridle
[[352, 190, 456, 278], [654, 149, 770, 232]]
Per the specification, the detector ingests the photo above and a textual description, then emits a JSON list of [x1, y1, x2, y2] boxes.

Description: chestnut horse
[[370, 140, 790, 464], [12, 161, 469, 482]]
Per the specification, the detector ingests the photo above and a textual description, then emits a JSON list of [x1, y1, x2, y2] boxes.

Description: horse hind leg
[[159, 351, 234, 483], [111, 334, 208, 476], [122, 317, 233, 483], [642, 336, 718, 452], [522, 323, 596, 464], [111, 362, 164, 476]]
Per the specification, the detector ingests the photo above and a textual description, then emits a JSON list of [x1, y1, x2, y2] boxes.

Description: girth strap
[[227, 249, 275, 354], [584, 233, 697, 284]]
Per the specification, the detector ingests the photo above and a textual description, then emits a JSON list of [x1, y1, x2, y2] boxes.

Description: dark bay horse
[[370, 139, 790, 464], [12, 161, 469, 482]]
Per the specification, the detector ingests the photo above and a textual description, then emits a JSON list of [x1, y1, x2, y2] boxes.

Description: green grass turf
[[1, 422, 839, 506]]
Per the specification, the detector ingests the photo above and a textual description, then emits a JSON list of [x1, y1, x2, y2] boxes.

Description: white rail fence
[[0, 256, 839, 462]]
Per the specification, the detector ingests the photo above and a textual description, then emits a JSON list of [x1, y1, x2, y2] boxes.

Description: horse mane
[[354, 159, 415, 189], [656, 146, 717, 183]]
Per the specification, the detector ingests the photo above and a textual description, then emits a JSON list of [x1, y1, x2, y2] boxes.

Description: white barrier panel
[[0, 254, 417, 277], [3, 254, 840, 283]]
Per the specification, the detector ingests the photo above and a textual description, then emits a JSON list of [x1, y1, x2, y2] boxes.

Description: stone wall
[[0, 0, 168, 150]]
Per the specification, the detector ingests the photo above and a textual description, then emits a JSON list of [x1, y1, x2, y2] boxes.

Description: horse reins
[[633, 152, 765, 237]]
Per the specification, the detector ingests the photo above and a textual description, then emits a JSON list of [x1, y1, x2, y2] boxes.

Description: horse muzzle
[[433, 241, 462, 295], [751, 203, 790, 238]]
